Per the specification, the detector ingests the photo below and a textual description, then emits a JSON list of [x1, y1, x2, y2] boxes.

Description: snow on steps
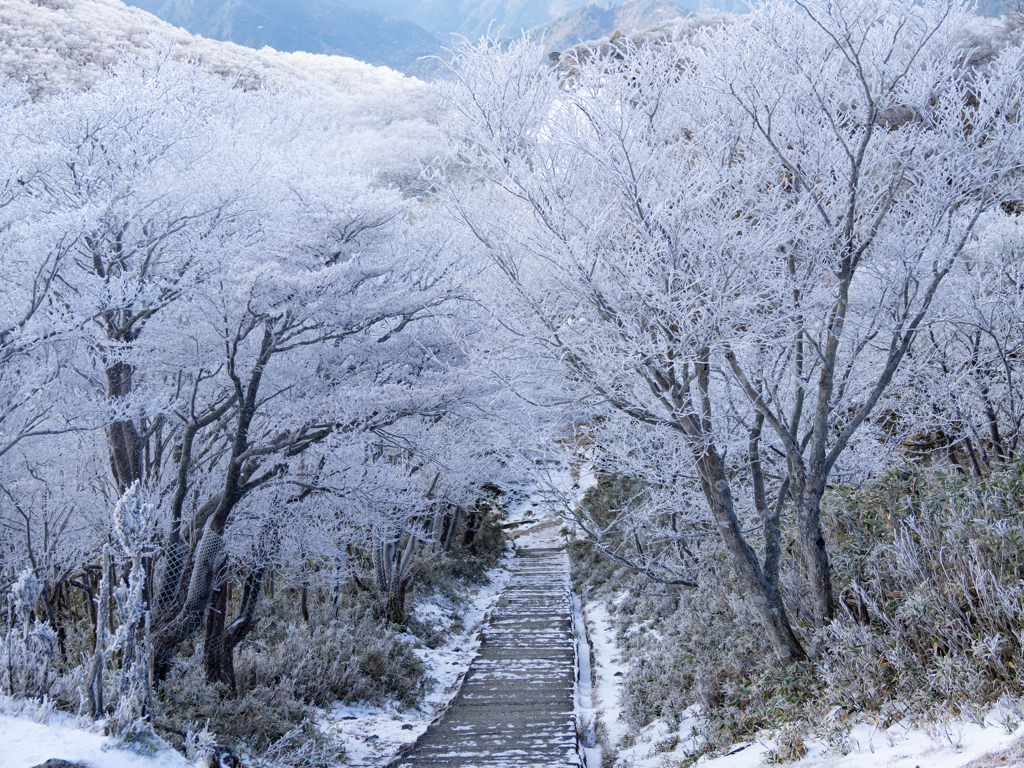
[[391, 545, 581, 768]]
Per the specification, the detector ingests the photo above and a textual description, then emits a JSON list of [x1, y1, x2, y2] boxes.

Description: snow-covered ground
[[581, 594, 1024, 768], [1, 704, 190, 768], [0, 550, 516, 768], [616, 705, 1024, 768], [317, 559, 514, 766]]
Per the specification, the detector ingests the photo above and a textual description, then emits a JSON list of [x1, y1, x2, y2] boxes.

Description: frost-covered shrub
[[570, 464, 1024, 762], [248, 722, 347, 768], [1, 568, 58, 701], [1, 615, 59, 701], [235, 608, 427, 709], [610, 545, 824, 750], [821, 464, 1024, 709], [156, 651, 312, 749], [155, 585, 429, 755], [569, 475, 648, 598], [399, 497, 508, 649]]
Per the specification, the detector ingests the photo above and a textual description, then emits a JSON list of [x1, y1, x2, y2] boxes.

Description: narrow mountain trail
[[393, 524, 582, 768]]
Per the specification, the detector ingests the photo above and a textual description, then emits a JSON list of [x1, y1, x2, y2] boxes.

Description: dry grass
[[568, 465, 1024, 765], [963, 736, 1024, 767]]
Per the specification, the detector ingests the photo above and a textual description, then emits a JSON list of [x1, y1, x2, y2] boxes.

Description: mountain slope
[[123, 0, 444, 76], [530, 0, 693, 55], [0, 0, 445, 183], [350, 0, 599, 39], [429, 0, 579, 39]]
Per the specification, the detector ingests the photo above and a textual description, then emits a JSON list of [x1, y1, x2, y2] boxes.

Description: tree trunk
[[697, 448, 806, 662], [797, 488, 836, 627], [105, 362, 144, 492], [151, 524, 225, 680], [463, 509, 480, 553], [203, 522, 277, 691], [151, 329, 274, 681], [385, 575, 410, 625], [202, 565, 230, 687], [443, 506, 462, 552]]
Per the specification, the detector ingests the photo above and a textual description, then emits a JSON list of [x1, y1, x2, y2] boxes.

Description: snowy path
[[392, 535, 581, 768]]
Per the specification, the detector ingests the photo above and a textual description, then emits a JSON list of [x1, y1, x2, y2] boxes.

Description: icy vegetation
[[1, 0, 1024, 765], [0, 0, 444, 184], [568, 468, 1024, 765]]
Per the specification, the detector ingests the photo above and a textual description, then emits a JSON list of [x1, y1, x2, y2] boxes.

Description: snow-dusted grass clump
[[153, 598, 424, 751], [569, 465, 1024, 765]]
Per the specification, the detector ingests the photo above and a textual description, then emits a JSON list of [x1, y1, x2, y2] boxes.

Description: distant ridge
[[0, 0, 445, 184], [530, 0, 694, 56], [367, 0, 598, 41], [122, 0, 445, 78]]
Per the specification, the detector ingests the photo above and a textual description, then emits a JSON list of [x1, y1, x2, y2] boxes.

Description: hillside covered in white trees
[[0, 0, 445, 185], [2, 0, 1024, 766]]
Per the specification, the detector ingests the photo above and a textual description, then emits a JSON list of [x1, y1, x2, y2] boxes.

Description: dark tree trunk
[[696, 447, 806, 662], [206, 577, 265, 690], [202, 566, 230, 687], [797, 489, 836, 627], [443, 507, 462, 552], [385, 575, 411, 625], [105, 362, 144, 491], [151, 328, 276, 682], [203, 525, 276, 691], [152, 524, 225, 680], [463, 509, 480, 553]]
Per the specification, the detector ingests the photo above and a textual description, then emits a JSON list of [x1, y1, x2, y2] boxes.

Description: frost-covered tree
[[897, 208, 1024, 473], [148, 171, 474, 683], [20, 52, 255, 497], [0, 80, 84, 464], [438, 0, 1024, 659], [0, 46, 493, 696], [319, 406, 515, 625], [0, 78, 104, 631]]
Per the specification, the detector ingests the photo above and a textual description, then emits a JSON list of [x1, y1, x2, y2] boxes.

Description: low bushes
[[0, 502, 509, 765], [154, 594, 428, 755], [234, 609, 427, 709], [154, 515, 506, 760], [569, 464, 1024, 763]]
